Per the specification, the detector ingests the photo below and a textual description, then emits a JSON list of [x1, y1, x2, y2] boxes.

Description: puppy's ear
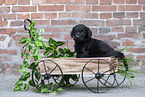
[[70, 28, 74, 38], [87, 27, 92, 37]]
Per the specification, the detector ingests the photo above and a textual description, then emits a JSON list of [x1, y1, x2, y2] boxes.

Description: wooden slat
[[38, 57, 118, 75]]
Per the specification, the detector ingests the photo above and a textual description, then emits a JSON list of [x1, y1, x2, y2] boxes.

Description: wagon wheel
[[32, 60, 63, 91], [82, 59, 116, 93], [53, 74, 80, 87], [113, 60, 127, 87]]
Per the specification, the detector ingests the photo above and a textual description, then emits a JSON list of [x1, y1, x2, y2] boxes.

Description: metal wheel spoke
[[104, 75, 111, 84], [97, 79, 99, 92], [50, 66, 57, 74], [115, 79, 119, 85], [54, 78, 61, 82], [98, 59, 100, 73], [43, 60, 47, 73], [102, 68, 112, 74], [85, 77, 96, 84], [54, 75, 62, 81], [101, 77, 112, 86], [47, 79, 49, 84], [84, 67, 96, 74]]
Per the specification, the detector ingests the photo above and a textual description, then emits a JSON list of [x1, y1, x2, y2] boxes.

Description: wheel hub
[[95, 73, 102, 79], [44, 73, 51, 79]]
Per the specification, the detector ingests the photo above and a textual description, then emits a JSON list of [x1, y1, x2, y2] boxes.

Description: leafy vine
[[13, 19, 76, 95]]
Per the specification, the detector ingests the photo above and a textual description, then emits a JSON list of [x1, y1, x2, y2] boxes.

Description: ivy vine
[[13, 19, 76, 95]]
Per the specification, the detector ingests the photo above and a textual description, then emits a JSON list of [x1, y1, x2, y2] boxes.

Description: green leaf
[[13, 86, 21, 92], [39, 36, 46, 41], [29, 80, 35, 87], [19, 72, 30, 81], [28, 45, 32, 52], [25, 72, 30, 78], [45, 46, 53, 50], [22, 43, 29, 49], [41, 88, 51, 93], [56, 88, 63, 92], [36, 39, 43, 46], [15, 81, 23, 86], [24, 84, 29, 92], [58, 48, 64, 52], [44, 51, 49, 56], [35, 71, 41, 81], [36, 29, 43, 34], [52, 50, 58, 58], [33, 56, 38, 61], [24, 49, 27, 55], [26, 38, 31, 43], [22, 60, 29, 68], [19, 68, 27, 74], [32, 48, 37, 56], [119, 46, 129, 52], [43, 43, 48, 48], [20, 62, 28, 69], [52, 45, 57, 50], [44, 47, 53, 56], [49, 38, 56, 44], [40, 79, 45, 87], [26, 53, 31, 60], [36, 29, 41, 34], [19, 75, 27, 81], [33, 53, 40, 61], [19, 37, 26, 44], [34, 89, 41, 93], [37, 53, 40, 60], [56, 41, 65, 46], [23, 60, 26, 64], [50, 91, 57, 95], [28, 62, 38, 69], [21, 52, 24, 58]]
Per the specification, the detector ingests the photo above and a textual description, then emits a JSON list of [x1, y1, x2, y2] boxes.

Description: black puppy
[[71, 24, 128, 70]]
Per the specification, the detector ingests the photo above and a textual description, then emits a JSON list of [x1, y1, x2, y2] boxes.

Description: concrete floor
[[0, 73, 145, 97]]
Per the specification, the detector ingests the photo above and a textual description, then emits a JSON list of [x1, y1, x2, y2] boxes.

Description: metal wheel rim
[[32, 59, 63, 91], [113, 61, 127, 87], [82, 59, 116, 93]]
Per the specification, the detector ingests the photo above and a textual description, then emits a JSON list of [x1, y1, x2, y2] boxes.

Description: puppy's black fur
[[71, 24, 128, 70]]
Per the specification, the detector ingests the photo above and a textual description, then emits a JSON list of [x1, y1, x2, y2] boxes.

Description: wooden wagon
[[31, 57, 127, 93], [23, 19, 127, 93]]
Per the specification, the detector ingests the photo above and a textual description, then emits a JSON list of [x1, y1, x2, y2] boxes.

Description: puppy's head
[[71, 24, 92, 42]]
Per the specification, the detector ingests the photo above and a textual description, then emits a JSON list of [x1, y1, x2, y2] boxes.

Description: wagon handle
[[24, 19, 35, 41], [24, 19, 31, 31]]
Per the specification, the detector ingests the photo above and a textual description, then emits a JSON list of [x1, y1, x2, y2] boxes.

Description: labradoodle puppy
[[71, 24, 128, 70]]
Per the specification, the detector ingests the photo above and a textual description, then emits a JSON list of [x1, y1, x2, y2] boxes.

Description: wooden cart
[[23, 19, 127, 93], [32, 57, 127, 93]]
